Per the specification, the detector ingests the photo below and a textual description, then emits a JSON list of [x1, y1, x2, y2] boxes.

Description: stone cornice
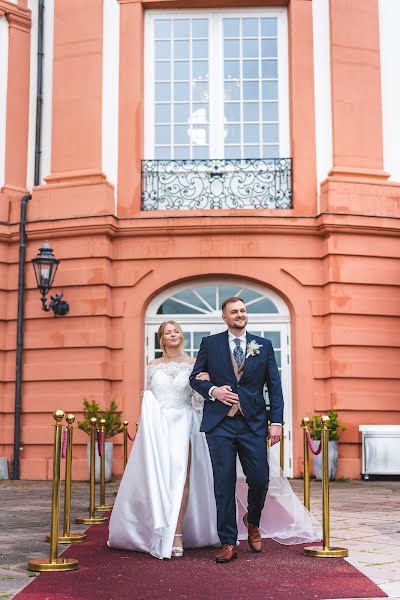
[[2, 2, 31, 33], [1, 212, 399, 243]]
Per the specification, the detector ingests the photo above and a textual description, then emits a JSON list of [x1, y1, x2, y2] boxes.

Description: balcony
[[141, 158, 292, 211]]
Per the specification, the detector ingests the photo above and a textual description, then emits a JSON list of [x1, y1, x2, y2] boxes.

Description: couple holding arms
[[108, 296, 320, 561]]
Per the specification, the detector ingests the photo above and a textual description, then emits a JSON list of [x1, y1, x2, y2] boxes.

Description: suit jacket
[[189, 330, 284, 437]]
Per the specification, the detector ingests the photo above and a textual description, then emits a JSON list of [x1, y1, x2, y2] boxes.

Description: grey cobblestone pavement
[[0, 479, 399, 599]]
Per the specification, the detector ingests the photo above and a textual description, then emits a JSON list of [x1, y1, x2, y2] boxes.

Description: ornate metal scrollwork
[[141, 158, 292, 211]]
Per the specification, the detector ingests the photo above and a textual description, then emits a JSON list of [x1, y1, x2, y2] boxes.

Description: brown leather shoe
[[243, 512, 262, 553], [215, 544, 238, 563]]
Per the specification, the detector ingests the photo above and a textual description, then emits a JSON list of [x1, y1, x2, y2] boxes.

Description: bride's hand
[[195, 372, 210, 381]]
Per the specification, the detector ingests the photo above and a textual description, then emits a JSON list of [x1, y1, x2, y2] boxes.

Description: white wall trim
[[379, 0, 400, 182], [40, 0, 54, 184], [26, 0, 38, 189], [102, 0, 120, 214], [312, 0, 332, 211], [0, 15, 9, 190]]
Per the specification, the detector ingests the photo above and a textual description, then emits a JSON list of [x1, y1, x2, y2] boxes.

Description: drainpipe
[[12, 0, 44, 479]]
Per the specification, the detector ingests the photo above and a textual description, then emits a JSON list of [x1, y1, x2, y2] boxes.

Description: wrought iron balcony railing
[[141, 158, 292, 211]]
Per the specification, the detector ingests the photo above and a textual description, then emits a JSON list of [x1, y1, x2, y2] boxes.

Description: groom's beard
[[232, 317, 248, 330]]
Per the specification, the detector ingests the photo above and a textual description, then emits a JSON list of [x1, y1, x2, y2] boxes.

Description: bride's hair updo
[[157, 320, 185, 354]]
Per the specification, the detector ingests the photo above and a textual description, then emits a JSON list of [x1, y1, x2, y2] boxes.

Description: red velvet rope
[[61, 427, 68, 458], [126, 431, 135, 442], [97, 430, 105, 457], [306, 430, 322, 455]]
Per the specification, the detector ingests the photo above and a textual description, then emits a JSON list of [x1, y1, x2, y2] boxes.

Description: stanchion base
[[304, 546, 348, 558], [95, 504, 113, 511], [27, 558, 79, 572], [45, 532, 87, 544], [75, 515, 108, 525]]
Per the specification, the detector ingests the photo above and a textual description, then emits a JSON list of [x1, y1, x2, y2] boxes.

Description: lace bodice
[[146, 362, 203, 411]]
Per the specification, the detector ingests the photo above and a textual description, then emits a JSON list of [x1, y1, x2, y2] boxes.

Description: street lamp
[[31, 241, 69, 317]]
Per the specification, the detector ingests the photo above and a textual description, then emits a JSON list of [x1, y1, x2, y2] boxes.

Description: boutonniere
[[246, 340, 263, 358]]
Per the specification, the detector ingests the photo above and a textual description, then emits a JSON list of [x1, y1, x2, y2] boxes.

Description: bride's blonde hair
[[157, 320, 185, 355]]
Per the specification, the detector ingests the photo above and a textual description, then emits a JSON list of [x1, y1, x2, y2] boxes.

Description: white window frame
[[144, 8, 290, 160]]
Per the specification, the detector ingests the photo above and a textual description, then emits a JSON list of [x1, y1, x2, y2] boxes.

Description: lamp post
[[31, 241, 69, 317]]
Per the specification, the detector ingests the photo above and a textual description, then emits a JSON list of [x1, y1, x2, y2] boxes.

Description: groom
[[190, 296, 284, 563]]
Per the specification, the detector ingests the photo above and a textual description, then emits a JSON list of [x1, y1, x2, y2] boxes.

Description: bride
[[108, 320, 321, 559]]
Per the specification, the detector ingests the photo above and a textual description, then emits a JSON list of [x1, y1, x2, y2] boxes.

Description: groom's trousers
[[206, 413, 269, 546]]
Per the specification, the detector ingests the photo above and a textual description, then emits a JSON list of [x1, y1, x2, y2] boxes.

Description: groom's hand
[[211, 385, 239, 406], [268, 424, 282, 446]]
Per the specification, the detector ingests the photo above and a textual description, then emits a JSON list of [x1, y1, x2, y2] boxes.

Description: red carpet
[[16, 522, 387, 600]]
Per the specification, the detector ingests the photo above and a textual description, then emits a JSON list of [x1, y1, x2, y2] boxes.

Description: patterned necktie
[[233, 338, 244, 369]]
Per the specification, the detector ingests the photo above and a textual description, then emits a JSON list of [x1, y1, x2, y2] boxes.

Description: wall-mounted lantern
[[31, 241, 69, 317]]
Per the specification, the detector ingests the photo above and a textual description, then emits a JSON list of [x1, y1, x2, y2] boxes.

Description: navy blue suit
[[190, 330, 284, 545]]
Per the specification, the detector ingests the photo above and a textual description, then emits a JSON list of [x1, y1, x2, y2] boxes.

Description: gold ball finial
[[53, 409, 64, 422], [321, 415, 330, 428], [123, 420, 128, 427], [66, 414, 75, 424], [302, 416, 310, 427], [90, 417, 98, 425], [100, 418, 106, 425]]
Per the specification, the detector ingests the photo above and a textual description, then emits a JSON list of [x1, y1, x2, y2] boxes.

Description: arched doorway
[[145, 279, 292, 475]]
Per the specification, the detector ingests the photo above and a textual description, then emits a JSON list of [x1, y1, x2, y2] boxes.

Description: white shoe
[[172, 533, 184, 558]]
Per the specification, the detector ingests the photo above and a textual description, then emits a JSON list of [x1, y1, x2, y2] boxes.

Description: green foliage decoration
[[307, 409, 347, 442], [77, 399, 124, 439]]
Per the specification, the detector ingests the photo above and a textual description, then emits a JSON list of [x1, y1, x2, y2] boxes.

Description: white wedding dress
[[108, 361, 321, 559]]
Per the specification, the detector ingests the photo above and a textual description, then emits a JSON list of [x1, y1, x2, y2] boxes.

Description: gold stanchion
[[279, 423, 285, 471], [304, 415, 348, 558], [75, 417, 108, 525], [96, 418, 113, 511], [123, 420, 128, 469], [302, 417, 310, 511], [28, 410, 79, 572]]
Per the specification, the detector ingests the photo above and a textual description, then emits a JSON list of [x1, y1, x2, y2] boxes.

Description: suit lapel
[[241, 332, 256, 380]]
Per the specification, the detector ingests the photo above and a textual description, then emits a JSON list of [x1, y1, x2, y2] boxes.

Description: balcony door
[[144, 9, 289, 161], [145, 279, 293, 476]]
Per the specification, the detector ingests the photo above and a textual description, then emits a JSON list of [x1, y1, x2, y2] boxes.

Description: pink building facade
[[0, 0, 399, 480]]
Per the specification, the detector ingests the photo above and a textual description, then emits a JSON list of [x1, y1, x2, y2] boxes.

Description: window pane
[[225, 103, 240, 122], [193, 145, 208, 158], [155, 125, 170, 144], [243, 145, 259, 158], [243, 81, 259, 101], [155, 146, 170, 159], [174, 61, 189, 80], [190, 104, 209, 123], [262, 39, 277, 58], [225, 124, 241, 143], [174, 125, 189, 144], [242, 18, 258, 37], [244, 124, 259, 143], [263, 123, 279, 143], [155, 61, 170, 81], [174, 19, 190, 39], [190, 126, 208, 146], [225, 81, 240, 101], [174, 40, 190, 59], [174, 82, 190, 101], [224, 18, 240, 37], [194, 332, 210, 348], [193, 81, 208, 101], [264, 331, 281, 347], [174, 103, 190, 123], [192, 40, 208, 59], [225, 145, 241, 158], [224, 39, 240, 58], [224, 60, 240, 79], [263, 145, 279, 158], [247, 298, 279, 313], [155, 83, 171, 101], [261, 18, 277, 37], [243, 102, 259, 121], [155, 41, 171, 59], [243, 60, 259, 79], [262, 81, 278, 100], [192, 19, 208, 38], [243, 39, 258, 58], [262, 102, 279, 121], [262, 60, 278, 78], [155, 104, 171, 123], [174, 146, 190, 159], [196, 285, 217, 309], [155, 20, 171, 39], [193, 61, 208, 80]]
